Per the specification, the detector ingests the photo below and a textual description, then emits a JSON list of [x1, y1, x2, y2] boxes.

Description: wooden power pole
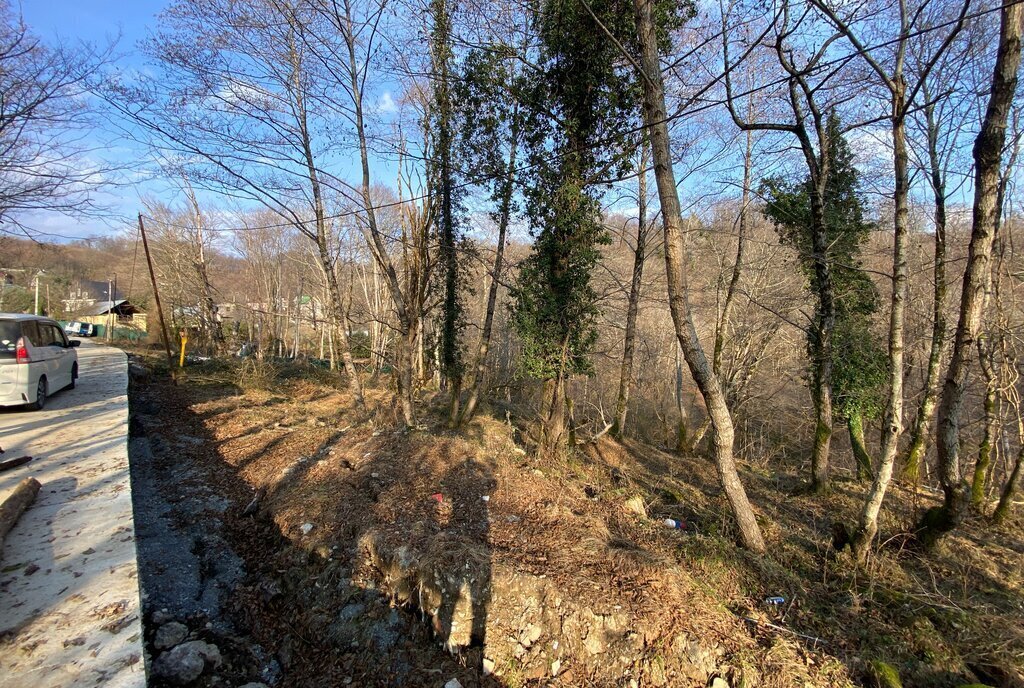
[[138, 214, 174, 368]]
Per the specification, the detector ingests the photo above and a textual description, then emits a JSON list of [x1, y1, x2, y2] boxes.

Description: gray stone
[[154, 621, 189, 650], [152, 609, 174, 625], [154, 640, 223, 685], [239, 684, 269, 688], [519, 624, 542, 648], [154, 644, 206, 685], [338, 602, 366, 622], [184, 640, 223, 668]]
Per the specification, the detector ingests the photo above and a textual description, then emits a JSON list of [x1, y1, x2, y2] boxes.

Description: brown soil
[[130, 355, 1024, 688]]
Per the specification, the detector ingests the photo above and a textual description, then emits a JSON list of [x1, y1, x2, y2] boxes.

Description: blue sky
[[20, 0, 166, 241], [23, 0, 161, 50], [17, 0, 414, 243]]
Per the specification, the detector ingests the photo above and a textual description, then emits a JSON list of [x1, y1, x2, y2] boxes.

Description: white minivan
[[0, 314, 80, 410]]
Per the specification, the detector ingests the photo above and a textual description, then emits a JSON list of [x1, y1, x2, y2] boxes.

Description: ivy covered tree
[[762, 112, 882, 480], [428, 0, 467, 426], [453, 39, 529, 426], [832, 315, 887, 480], [511, 0, 643, 454]]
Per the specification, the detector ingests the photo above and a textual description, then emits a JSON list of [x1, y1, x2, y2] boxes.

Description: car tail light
[[15, 337, 30, 364]]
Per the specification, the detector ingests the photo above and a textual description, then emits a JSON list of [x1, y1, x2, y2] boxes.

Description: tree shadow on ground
[[130, 368, 505, 688]]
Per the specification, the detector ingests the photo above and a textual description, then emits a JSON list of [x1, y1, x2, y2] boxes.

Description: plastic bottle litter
[[765, 596, 786, 605], [662, 518, 685, 529]]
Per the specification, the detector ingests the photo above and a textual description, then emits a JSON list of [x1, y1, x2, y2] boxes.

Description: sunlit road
[[0, 343, 144, 688]]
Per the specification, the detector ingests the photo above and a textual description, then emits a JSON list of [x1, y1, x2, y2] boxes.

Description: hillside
[[127, 355, 1024, 688]]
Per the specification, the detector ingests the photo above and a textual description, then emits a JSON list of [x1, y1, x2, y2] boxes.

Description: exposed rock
[[338, 602, 366, 622], [154, 621, 189, 650], [154, 638, 224, 685], [625, 495, 647, 518], [239, 684, 269, 688], [152, 609, 174, 625], [443, 680, 463, 688], [154, 643, 206, 685], [519, 624, 542, 648], [128, 362, 150, 382], [710, 678, 730, 688], [482, 658, 495, 676]]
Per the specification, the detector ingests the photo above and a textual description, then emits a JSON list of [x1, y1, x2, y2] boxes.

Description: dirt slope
[[128, 356, 1023, 688]]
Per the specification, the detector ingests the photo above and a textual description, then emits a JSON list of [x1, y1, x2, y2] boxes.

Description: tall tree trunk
[[851, 79, 910, 562], [808, 177, 836, 494], [675, 344, 690, 453], [634, 0, 765, 552], [340, 0, 415, 426], [924, 0, 1024, 542], [432, 0, 463, 427], [611, 142, 650, 439], [286, 29, 364, 406], [848, 412, 874, 482], [992, 444, 1023, 523], [182, 181, 224, 353], [713, 128, 753, 382], [902, 96, 948, 482], [972, 336, 998, 509], [539, 374, 568, 454], [679, 126, 756, 457], [459, 117, 520, 426]]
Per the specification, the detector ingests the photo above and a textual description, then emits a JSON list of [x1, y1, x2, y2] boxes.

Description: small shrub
[[236, 357, 280, 391]]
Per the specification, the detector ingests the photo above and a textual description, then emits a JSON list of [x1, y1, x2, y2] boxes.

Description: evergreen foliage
[[761, 112, 885, 424], [428, 0, 466, 389], [511, 0, 685, 385]]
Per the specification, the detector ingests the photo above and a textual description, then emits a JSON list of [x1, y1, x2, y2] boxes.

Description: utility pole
[[107, 277, 113, 342], [138, 214, 174, 368], [33, 271, 44, 315]]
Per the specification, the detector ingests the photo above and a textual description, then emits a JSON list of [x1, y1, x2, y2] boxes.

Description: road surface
[[0, 343, 144, 688]]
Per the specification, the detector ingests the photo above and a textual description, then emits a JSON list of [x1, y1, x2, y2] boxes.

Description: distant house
[[60, 280, 147, 332], [62, 279, 124, 314]]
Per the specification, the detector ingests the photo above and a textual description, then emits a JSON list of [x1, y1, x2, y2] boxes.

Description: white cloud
[[375, 91, 397, 114]]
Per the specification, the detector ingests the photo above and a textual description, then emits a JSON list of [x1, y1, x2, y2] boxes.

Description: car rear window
[[0, 320, 21, 358]]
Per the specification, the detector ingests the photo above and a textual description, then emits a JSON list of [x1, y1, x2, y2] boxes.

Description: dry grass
[[132, 353, 1023, 687]]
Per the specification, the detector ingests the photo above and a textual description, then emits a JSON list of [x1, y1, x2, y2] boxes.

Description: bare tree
[[809, 0, 971, 562], [924, 0, 1024, 542], [722, 0, 844, 493], [0, 2, 114, 236], [611, 142, 651, 438], [901, 5, 986, 481], [107, 0, 367, 405], [634, 0, 766, 552]]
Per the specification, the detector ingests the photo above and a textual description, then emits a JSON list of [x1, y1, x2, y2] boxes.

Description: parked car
[[64, 321, 96, 337], [0, 313, 80, 410]]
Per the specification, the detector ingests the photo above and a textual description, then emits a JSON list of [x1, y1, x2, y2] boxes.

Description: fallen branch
[[743, 617, 827, 647], [588, 423, 614, 444], [0, 456, 32, 473], [0, 477, 42, 545]]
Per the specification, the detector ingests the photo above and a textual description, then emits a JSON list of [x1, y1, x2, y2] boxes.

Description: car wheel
[[69, 363, 78, 389], [29, 377, 47, 411]]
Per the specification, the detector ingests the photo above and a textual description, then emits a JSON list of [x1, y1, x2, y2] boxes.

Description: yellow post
[[179, 333, 188, 368]]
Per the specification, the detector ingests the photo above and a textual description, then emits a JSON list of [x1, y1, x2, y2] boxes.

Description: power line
[[136, 0, 1008, 235]]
